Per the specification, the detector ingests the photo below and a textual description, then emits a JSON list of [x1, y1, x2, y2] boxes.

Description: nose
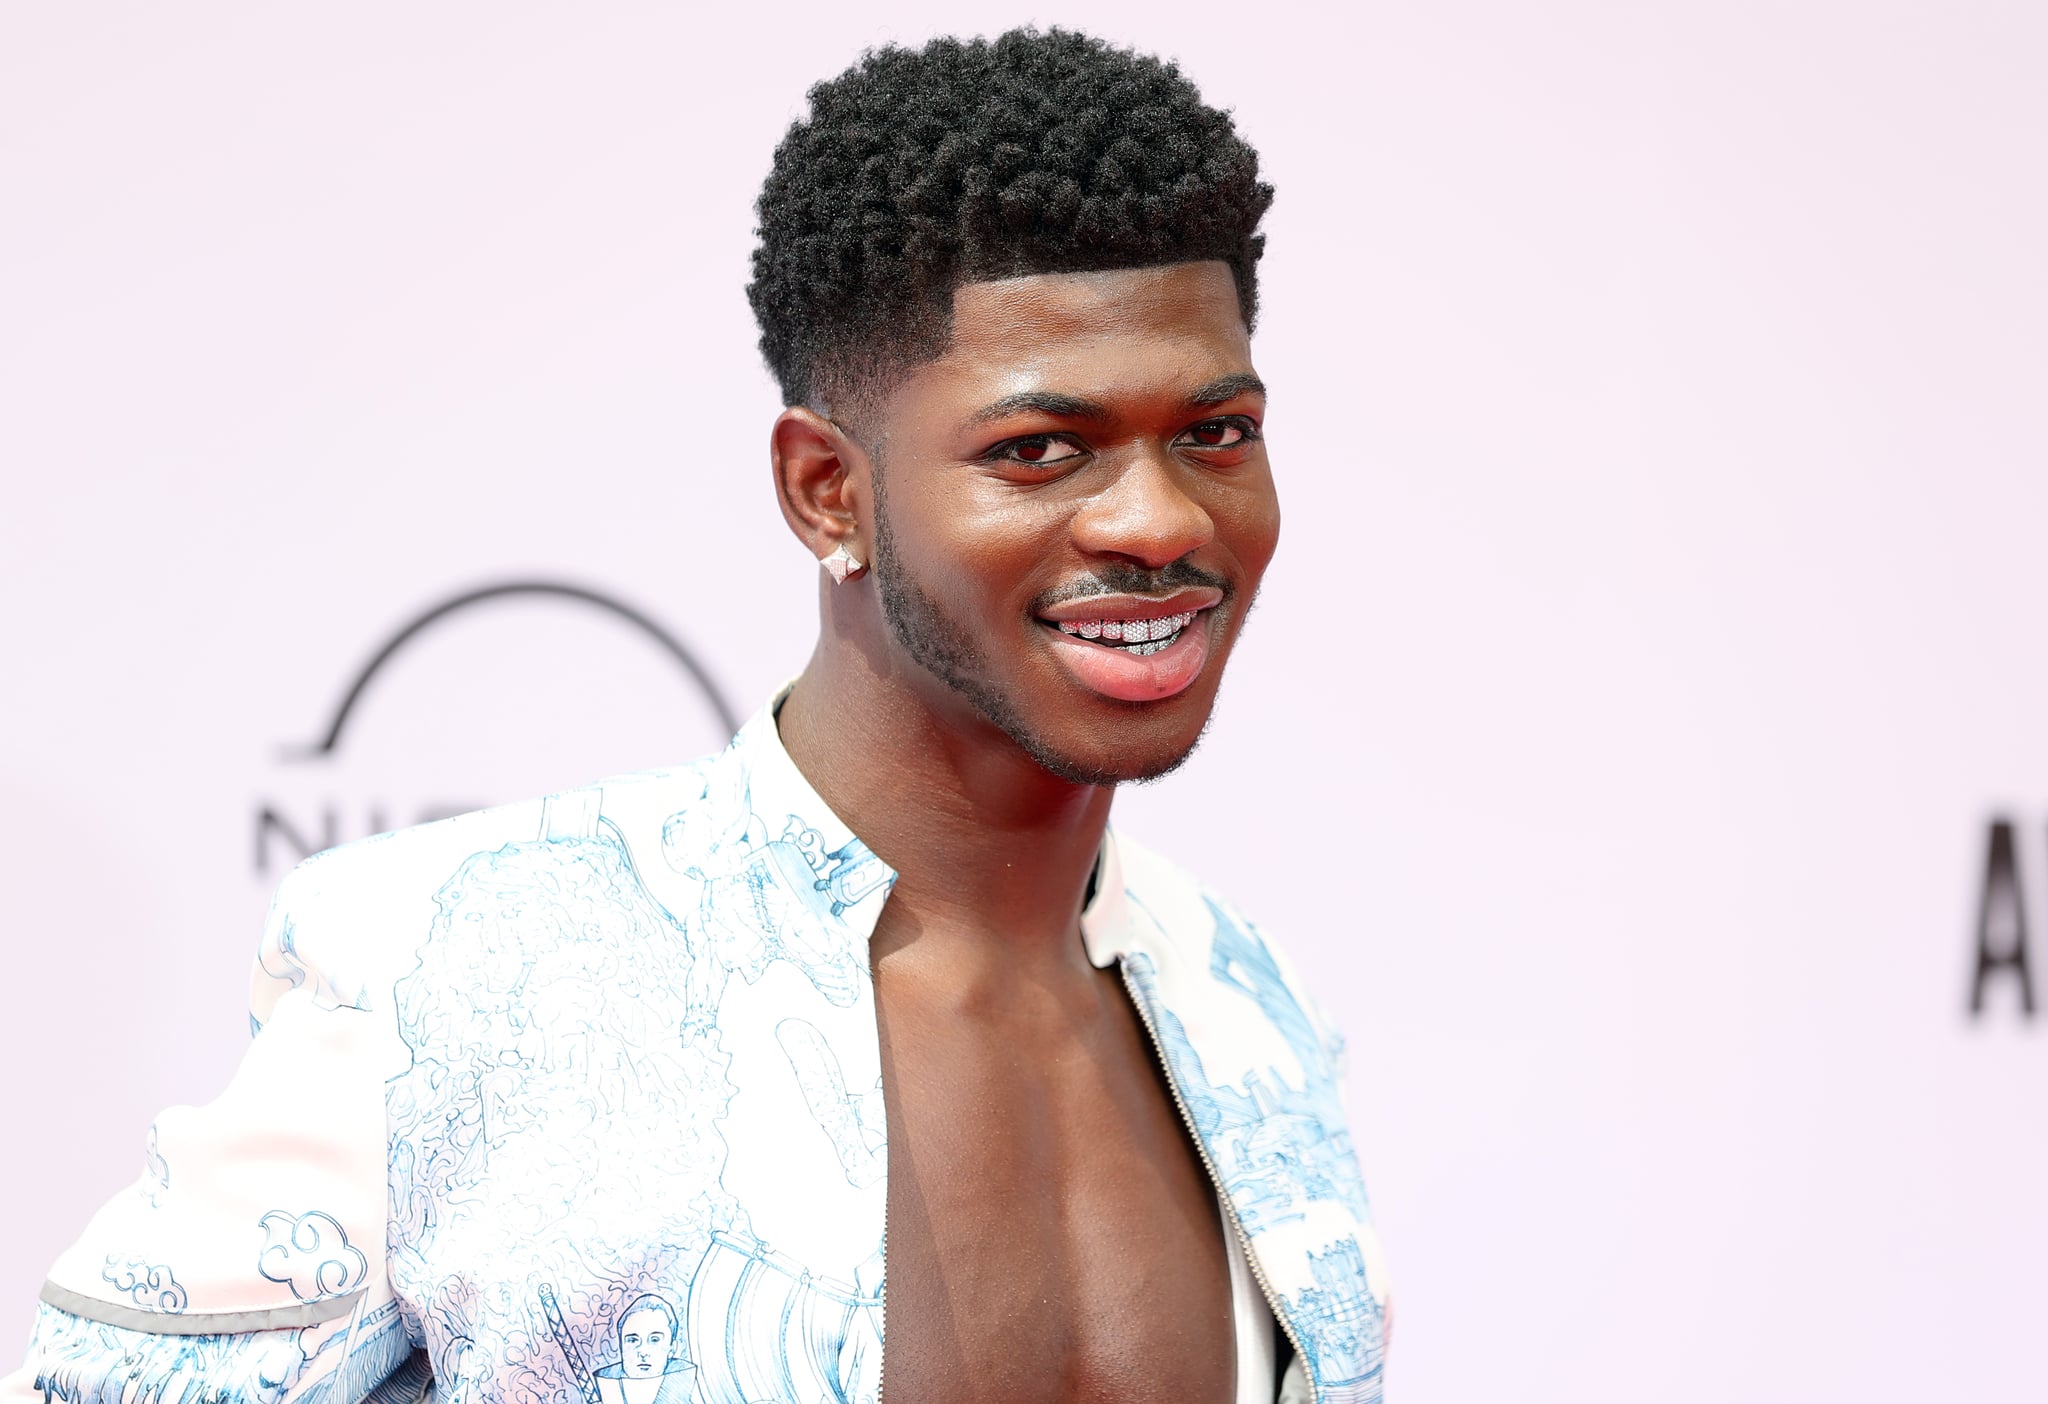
[[1069, 450, 1216, 570]]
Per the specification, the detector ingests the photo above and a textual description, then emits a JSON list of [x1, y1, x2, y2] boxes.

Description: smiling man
[[10, 28, 1388, 1404]]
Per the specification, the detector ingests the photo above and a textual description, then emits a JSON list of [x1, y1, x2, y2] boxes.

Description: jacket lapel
[[1082, 833, 1390, 1404]]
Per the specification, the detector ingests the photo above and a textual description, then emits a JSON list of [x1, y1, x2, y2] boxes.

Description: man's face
[[618, 1309, 669, 1376], [865, 260, 1280, 785]]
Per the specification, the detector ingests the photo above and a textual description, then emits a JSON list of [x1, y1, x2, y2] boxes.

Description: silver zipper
[[1119, 955, 1318, 1404], [876, 1200, 888, 1404]]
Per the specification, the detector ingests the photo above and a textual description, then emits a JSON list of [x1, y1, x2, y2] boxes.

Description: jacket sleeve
[[3, 867, 415, 1404]]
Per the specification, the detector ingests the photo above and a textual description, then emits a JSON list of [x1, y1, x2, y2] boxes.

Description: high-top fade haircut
[[747, 28, 1274, 421]]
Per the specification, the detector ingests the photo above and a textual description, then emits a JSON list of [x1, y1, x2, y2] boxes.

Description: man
[[8, 28, 1389, 1404], [592, 1295, 694, 1404]]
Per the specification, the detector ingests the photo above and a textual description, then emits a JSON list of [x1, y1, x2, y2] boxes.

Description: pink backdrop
[[4, 4, 2045, 1399]]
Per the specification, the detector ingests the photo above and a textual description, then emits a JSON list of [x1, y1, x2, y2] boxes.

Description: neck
[[777, 594, 1113, 973]]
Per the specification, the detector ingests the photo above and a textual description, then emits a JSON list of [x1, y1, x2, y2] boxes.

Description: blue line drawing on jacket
[[258, 917, 373, 1017], [596, 1293, 696, 1404], [777, 1018, 887, 1189], [257, 1210, 368, 1303], [1122, 897, 1371, 1234], [542, 1285, 699, 1404], [384, 737, 887, 1401], [658, 758, 885, 1021], [141, 1123, 169, 1209], [386, 817, 742, 1402], [261, 917, 310, 994], [820, 840, 891, 917], [98, 1256, 186, 1313], [25, 1291, 406, 1404], [1282, 1238, 1386, 1398], [539, 1284, 602, 1404], [1119, 897, 1382, 1401], [294, 1300, 413, 1404], [685, 1230, 882, 1404], [25, 1303, 312, 1404]]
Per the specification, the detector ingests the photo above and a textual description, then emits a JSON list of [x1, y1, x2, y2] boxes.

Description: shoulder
[[252, 749, 738, 1019], [286, 752, 728, 888], [1104, 828, 1350, 1070], [1107, 827, 1299, 973]]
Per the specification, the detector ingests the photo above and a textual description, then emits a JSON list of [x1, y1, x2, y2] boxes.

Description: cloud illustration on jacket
[[256, 1210, 368, 1302], [101, 1255, 188, 1312]]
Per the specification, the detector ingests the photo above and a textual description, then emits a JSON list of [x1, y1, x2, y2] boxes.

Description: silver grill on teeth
[[1055, 610, 1197, 643]]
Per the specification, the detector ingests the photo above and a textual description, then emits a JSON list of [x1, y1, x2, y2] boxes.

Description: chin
[[1011, 706, 1212, 787]]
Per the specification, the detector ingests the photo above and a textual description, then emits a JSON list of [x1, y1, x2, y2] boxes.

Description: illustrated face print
[[619, 1309, 669, 1377]]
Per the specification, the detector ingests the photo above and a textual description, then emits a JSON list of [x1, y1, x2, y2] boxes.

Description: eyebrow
[[965, 373, 1267, 428], [967, 390, 1112, 427], [1186, 372, 1267, 408]]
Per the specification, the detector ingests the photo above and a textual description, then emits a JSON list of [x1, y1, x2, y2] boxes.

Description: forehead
[[621, 1309, 667, 1330], [951, 261, 1245, 348], [887, 261, 1252, 416]]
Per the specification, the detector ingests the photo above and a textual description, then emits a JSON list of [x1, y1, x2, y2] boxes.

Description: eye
[[993, 434, 1088, 466], [1179, 417, 1259, 448]]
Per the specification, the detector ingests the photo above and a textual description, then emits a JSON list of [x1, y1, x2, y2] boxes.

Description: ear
[[771, 407, 871, 564]]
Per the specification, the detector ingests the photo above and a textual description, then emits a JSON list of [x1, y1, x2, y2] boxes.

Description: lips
[[1034, 588, 1222, 703]]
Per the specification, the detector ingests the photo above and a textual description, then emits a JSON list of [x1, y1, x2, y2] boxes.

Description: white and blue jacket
[[8, 697, 1390, 1404]]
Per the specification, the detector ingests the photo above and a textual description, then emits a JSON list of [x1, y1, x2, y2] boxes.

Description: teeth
[[1051, 609, 1201, 646]]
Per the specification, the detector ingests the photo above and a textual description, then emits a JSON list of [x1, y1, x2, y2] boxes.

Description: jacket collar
[[728, 686, 898, 944], [737, 685, 1141, 966]]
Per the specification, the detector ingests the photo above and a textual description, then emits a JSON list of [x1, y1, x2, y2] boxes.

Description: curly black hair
[[747, 28, 1274, 415]]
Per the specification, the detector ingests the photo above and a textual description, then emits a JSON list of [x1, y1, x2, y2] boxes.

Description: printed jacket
[[8, 697, 1391, 1404]]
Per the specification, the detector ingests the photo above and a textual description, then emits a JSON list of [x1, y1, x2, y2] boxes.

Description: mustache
[[1032, 559, 1232, 611]]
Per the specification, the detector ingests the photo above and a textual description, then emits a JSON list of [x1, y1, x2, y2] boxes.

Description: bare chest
[[873, 961, 1236, 1404]]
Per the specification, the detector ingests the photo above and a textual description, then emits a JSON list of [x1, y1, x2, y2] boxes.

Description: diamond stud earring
[[821, 543, 866, 584]]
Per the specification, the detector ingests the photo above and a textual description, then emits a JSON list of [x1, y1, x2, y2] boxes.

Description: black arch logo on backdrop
[[293, 580, 740, 756], [1970, 817, 2036, 1019], [256, 579, 738, 873]]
